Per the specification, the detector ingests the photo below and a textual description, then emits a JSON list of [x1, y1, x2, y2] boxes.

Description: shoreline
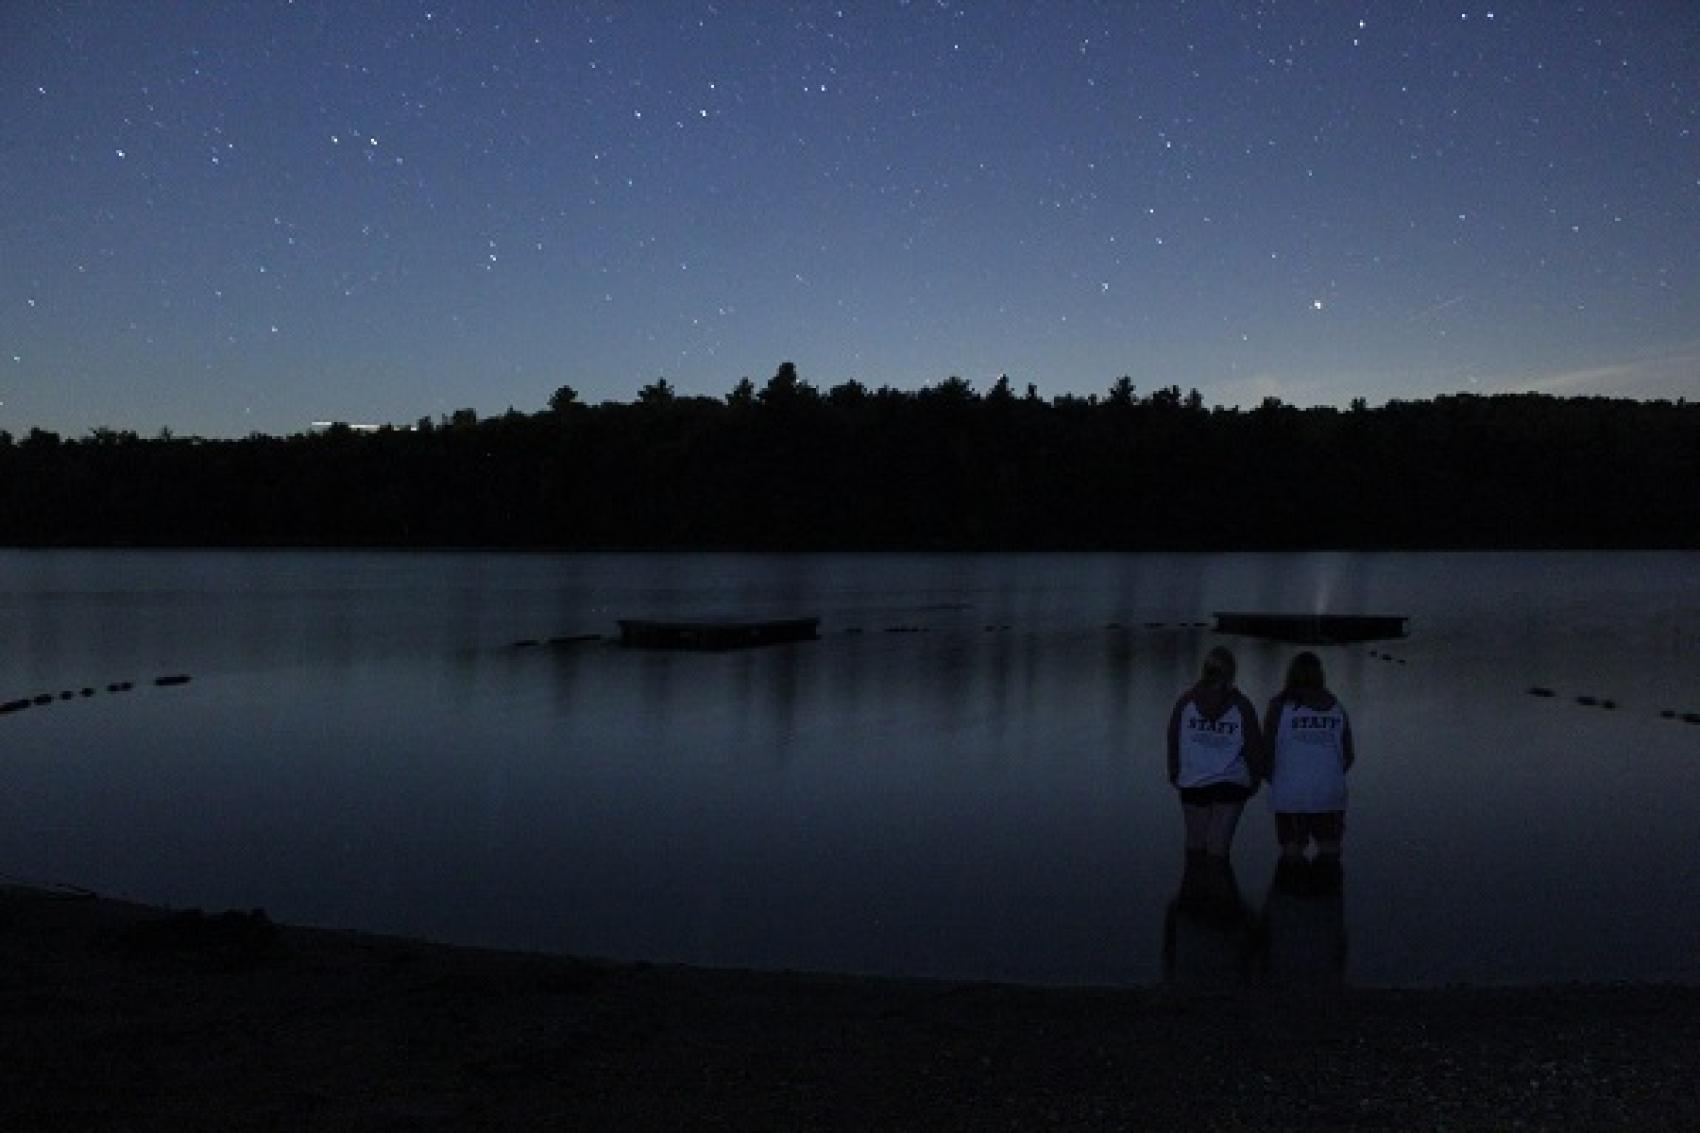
[[5, 885, 1699, 1128]]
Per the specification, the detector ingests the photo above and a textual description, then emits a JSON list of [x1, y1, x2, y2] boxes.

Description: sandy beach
[[4, 882, 1697, 1129]]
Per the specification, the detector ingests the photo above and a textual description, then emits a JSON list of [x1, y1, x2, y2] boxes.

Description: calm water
[[1, 550, 1696, 988]]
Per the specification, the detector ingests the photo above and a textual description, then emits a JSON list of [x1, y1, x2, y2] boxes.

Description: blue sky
[[3, 1, 1697, 437]]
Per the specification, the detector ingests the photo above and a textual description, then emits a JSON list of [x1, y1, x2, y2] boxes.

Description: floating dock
[[1212, 612, 1408, 644], [616, 617, 821, 651]]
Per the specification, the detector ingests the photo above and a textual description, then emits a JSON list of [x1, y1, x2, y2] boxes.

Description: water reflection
[[1162, 856, 1257, 989], [1256, 857, 1349, 990], [2, 550, 1698, 987], [1161, 855, 1352, 991]]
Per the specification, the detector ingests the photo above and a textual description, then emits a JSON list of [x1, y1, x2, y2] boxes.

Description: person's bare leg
[[1205, 802, 1245, 858], [1316, 812, 1345, 859], [1277, 814, 1307, 862]]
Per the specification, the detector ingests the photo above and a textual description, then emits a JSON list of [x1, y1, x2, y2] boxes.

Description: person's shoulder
[[1231, 689, 1259, 715]]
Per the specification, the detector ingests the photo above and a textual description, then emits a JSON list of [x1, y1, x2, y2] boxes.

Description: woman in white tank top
[[1263, 651, 1356, 864], [1166, 646, 1264, 859]]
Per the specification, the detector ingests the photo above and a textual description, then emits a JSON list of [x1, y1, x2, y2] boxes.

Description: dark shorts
[[1276, 811, 1346, 843], [1179, 782, 1254, 806]]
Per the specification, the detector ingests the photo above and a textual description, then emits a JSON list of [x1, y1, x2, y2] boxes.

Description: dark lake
[[1, 550, 1696, 987]]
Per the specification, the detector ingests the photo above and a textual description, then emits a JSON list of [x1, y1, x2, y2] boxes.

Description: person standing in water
[[1167, 646, 1264, 859], [1264, 651, 1355, 865]]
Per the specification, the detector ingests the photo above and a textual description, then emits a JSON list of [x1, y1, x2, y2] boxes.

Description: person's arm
[[1340, 708, 1356, 772], [1166, 694, 1186, 785], [1261, 697, 1282, 779], [1237, 691, 1266, 780]]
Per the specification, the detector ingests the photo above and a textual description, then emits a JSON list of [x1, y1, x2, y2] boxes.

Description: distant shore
[[4, 883, 1698, 1129], [4, 389, 1696, 551]]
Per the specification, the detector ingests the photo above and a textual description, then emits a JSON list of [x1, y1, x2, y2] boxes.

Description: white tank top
[[1177, 700, 1252, 789], [1268, 699, 1349, 812]]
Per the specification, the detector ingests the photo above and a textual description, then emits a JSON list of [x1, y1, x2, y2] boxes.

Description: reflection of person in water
[[1163, 854, 1257, 988], [1263, 651, 1355, 864], [1167, 646, 1264, 859], [1256, 854, 1348, 987]]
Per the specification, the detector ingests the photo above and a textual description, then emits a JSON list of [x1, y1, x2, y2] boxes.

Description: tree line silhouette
[[1, 365, 1695, 550]]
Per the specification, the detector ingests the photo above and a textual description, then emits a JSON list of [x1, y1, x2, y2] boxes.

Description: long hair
[[1199, 646, 1237, 688], [1284, 651, 1326, 693]]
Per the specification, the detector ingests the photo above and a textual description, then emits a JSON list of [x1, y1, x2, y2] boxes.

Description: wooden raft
[[1212, 612, 1409, 644], [616, 617, 821, 651]]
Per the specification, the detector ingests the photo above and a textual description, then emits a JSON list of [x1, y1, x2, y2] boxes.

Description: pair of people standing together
[[1166, 646, 1354, 862]]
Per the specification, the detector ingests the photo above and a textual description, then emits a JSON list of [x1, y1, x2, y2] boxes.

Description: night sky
[[4, 2, 1697, 438]]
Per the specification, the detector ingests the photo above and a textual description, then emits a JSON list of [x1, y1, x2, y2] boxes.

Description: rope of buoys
[[1555, 693, 1621, 710], [1359, 657, 1691, 725], [0, 675, 192, 720], [1526, 685, 1700, 722]]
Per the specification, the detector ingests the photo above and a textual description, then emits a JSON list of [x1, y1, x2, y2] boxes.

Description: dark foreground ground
[[3, 884, 1697, 1130]]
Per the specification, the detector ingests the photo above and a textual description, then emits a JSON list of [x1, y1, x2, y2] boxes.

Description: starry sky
[[3, 1, 1697, 438]]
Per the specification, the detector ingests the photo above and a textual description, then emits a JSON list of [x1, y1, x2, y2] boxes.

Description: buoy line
[[0, 675, 193, 719]]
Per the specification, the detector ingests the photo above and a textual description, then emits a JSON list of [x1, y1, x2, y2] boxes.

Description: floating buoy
[[1684, 713, 1700, 725], [154, 675, 191, 687], [1660, 709, 1677, 719], [1527, 687, 1556, 697], [1575, 695, 1598, 706], [59, 691, 76, 701], [1599, 699, 1617, 710], [0, 699, 29, 714], [32, 694, 53, 706], [512, 639, 540, 648], [80, 688, 95, 698], [547, 634, 602, 645]]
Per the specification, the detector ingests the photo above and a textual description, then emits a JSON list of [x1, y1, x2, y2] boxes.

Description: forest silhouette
[[1, 365, 1694, 550]]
